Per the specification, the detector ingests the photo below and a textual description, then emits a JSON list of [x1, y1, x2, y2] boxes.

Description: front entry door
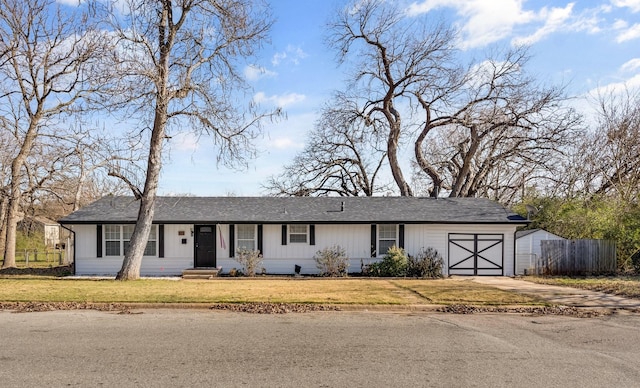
[[195, 225, 216, 267]]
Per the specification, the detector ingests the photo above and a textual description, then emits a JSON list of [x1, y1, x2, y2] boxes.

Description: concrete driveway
[[470, 276, 640, 310]]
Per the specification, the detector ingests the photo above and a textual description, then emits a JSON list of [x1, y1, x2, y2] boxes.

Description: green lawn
[[0, 277, 545, 306]]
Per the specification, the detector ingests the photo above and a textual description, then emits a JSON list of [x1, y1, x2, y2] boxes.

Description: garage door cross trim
[[448, 233, 504, 276]]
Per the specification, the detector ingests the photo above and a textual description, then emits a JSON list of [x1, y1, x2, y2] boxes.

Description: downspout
[[59, 224, 76, 275], [513, 229, 517, 277]]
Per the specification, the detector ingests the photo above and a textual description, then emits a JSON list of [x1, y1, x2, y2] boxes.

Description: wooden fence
[[15, 249, 68, 267], [538, 239, 616, 276]]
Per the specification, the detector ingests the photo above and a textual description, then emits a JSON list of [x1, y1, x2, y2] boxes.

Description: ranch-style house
[[59, 196, 528, 277]]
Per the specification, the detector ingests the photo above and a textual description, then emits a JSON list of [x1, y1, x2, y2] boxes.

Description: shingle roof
[[59, 196, 528, 225]]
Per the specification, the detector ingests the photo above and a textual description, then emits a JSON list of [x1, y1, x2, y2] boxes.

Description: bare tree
[[265, 96, 390, 197], [328, 0, 458, 196], [329, 1, 580, 201], [553, 89, 640, 201], [413, 47, 582, 199], [102, 0, 280, 280], [0, 0, 107, 268]]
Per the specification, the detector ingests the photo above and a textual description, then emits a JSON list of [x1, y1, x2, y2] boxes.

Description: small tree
[[234, 249, 263, 277], [368, 245, 408, 277], [314, 245, 350, 277], [407, 247, 443, 278]]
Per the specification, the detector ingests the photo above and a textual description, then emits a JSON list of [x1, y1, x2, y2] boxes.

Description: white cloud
[[271, 45, 308, 66], [512, 3, 574, 45], [407, 0, 537, 49], [616, 23, 640, 42], [407, 1, 612, 49], [620, 58, 640, 72], [56, 0, 86, 5], [612, 0, 640, 12], [613, 19, 629, 29], [243, 65, 277, 81], [588, 73, 640, 97], [269, 137, 304, 150], [170, 132, 200, 152], [253, 92, 306, 108]]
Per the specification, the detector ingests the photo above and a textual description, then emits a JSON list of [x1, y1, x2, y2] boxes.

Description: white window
[[378, 224, 397, 256], [289, 225, 308, 243], [105, 225, 156, 257], [236, 224, 256, 251], [105, 225, 121, 256]]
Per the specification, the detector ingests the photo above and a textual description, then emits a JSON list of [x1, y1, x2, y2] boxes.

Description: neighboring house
[[515, 229, 566, 275], [58, 196, 528, 277], [19, 216, 63, 248]]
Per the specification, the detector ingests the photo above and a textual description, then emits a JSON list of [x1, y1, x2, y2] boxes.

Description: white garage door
[[448, 233, 504, 276]]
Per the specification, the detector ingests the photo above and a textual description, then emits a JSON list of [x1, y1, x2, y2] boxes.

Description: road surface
[[1, 309, 639, 387]]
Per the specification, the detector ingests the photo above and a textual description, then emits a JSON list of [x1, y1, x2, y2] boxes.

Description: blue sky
[[158, 0, 640, 196]]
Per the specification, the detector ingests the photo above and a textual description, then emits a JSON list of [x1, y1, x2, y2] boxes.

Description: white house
[[515, 229, 566, 275], [59, 196, 529, 277]]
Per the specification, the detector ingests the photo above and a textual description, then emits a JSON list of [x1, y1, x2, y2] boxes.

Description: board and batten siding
[[69, 222, 517, 276], [70, 223, 193, 276], [217, 223, 517, 276], [217, 224, 371, 275], [404, 224, 517, 277]]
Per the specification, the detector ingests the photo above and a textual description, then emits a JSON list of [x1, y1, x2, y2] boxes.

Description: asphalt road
[[1, 309, 639, 387]]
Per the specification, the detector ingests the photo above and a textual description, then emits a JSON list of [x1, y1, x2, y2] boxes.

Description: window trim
[[377, 224, 398, 257], [236, 224, 257, 251], [103, 224, 157, 258], [288, 224, 308, 244]]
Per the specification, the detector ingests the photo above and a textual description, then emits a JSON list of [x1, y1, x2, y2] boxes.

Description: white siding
[[69, 223, 194, 276], [69, 222, 518, 276], [219, 224, 371, 275], [404, 224, 517, 277], [515, 230, 565, 275], [72, 224, 96, 260]]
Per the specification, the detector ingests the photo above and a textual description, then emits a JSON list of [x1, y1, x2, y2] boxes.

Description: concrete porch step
[[182, 267, 221, 279]]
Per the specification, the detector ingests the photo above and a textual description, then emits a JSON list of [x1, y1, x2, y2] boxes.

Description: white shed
[[515, 229, 565, 275]]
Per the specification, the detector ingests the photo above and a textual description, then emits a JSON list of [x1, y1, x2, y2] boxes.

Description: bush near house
[[234, 249, 264, 277], [368, 246, 443, 278], [368, 245, 408, 277], [407, 247, 443, 278], [314, 245, 349, 277]]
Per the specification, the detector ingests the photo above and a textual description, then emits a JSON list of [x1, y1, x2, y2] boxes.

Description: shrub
[[632, 250, 640, 274], [234, 249, 264, 277], [407, 247, 443, 278], [368, 245, 408, 277], [314, 245, 349, 277]]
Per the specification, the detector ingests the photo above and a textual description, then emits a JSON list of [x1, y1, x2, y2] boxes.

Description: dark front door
[[195, 225, 216, 267]]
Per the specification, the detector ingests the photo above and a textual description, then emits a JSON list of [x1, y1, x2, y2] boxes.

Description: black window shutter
[[257, 224, 263, 253], [399, 224, 405, 249], [158, 224, 165, 258], [96, 224, 102, 258], [309, 224, 315, 246], [281, 225, 287, 245], [229, 224, 235, 256], [370, 224, 376, 257]]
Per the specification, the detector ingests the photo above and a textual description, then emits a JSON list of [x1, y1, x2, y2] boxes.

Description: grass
[[0, 277, 545, 306], [527, 276, 640, 299]]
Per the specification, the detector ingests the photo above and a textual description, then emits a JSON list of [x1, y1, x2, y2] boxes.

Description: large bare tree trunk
[[115, 104, 166, 280], [3, 120, 39, 268], [115, 2, 170, 280], [108, 0, 275, 279], [387, 120, 413, 196]]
